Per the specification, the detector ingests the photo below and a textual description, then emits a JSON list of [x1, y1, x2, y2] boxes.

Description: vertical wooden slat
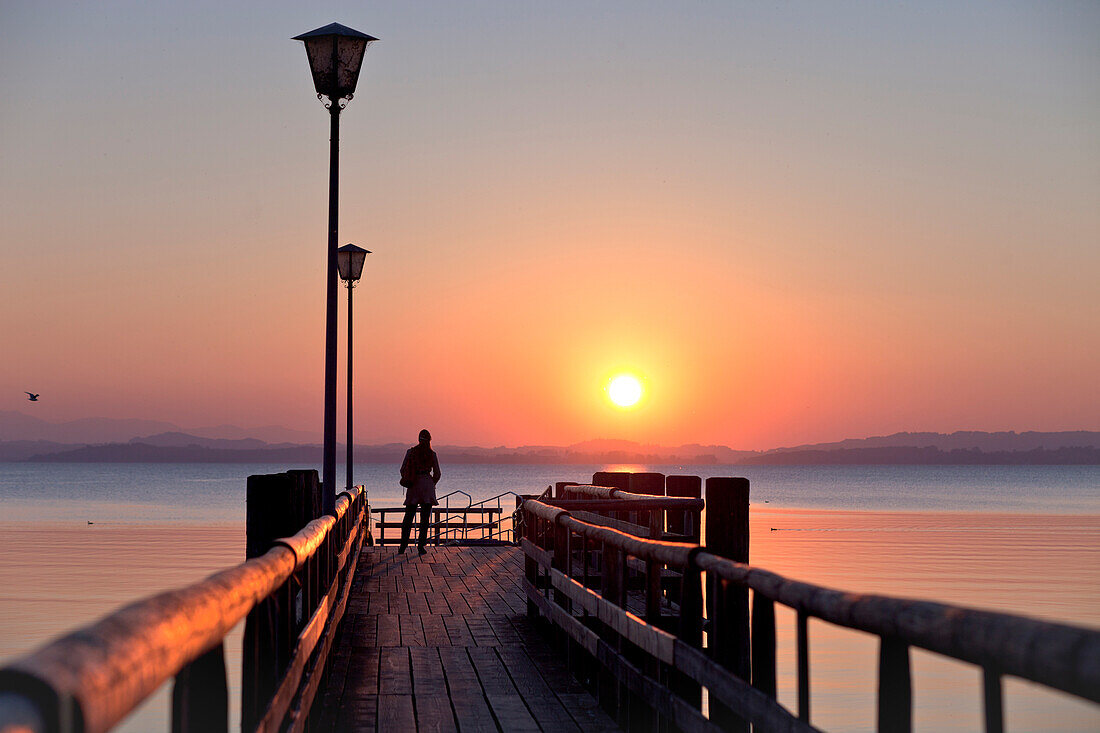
[[798, 611, 810, 722], [983, 667, 1004, 733], [599, 541, 625, 721], [877, 637, 912, 733], [674, 565, 704, 710], [645, 508, 663, 624], [524, 505, 539, 618], [171, 642, 228, 733], [552, 520, 571, 613], [751, 593, 777, 699]]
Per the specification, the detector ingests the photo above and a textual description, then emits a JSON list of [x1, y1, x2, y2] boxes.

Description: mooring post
[[592, 471, 631, 489], [288, 469, 322, 523], [243, 471, 313, 730], [706, 476, 751, 732]]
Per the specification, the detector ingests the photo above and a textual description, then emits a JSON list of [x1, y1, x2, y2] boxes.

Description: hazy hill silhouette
[[768, 430, 1100, 453], [0, 410, 317, 445], [2, 412, 1097, 464]]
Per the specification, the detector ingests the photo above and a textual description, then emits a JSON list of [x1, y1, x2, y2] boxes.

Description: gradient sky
[[2, 1, 1097, 449]]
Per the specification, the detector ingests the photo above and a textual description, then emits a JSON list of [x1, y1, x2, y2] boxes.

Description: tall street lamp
[[337, 244, 370, 493], [293, 23, 377, 515]]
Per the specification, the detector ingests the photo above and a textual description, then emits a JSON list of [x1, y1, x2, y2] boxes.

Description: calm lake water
[[1, 462, 1097, 732]]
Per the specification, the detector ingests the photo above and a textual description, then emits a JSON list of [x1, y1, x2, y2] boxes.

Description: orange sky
[[2, 2, 1098, 448]]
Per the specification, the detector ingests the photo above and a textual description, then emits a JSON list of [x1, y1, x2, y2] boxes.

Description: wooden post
[[600, 540, 626, 721], [244, 472, 307, 730], [628, 472, 664, 495], [246, 472, 305, 559], [878, 638, 912, 733], [592, 471, 631, 489], [287, 469, 322, 523], [552, 521, 571, 611], [705, 477, 750, 729], [171, 643, 227, 733], [798, 611, 811, 722], [751, 594, 777, 699], [983, 667, 1003, 733], [675, 563, 704, 710], [666, 475, 701, 540], [645, 508, 663, 623], [524, 503, 539, 619]]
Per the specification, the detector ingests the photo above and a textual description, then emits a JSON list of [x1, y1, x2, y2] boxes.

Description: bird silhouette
[[25, 392, 39, 402]]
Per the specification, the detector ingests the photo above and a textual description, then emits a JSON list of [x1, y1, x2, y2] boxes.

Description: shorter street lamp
[[337, 244, 370, 491]]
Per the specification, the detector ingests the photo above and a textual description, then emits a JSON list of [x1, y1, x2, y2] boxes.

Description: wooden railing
[[520, 487, 1100, 733], [0, 474, 367, 733]]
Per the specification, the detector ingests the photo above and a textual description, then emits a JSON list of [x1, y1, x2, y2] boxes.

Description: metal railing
[[373, 486, 553, 546]]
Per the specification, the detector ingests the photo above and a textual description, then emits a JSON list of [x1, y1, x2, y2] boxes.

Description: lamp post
[[294, 23, 377, 515], [337, 244, 370, 492]]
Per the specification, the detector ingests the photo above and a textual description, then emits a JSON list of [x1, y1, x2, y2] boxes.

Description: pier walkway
[[318, 546, 617, 732]]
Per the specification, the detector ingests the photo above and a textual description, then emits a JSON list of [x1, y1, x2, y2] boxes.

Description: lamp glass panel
[[337, 250, 352, 281], [348, 251, 367, 281], [335, 37, 368, 96], [303, 36, 337, 96]]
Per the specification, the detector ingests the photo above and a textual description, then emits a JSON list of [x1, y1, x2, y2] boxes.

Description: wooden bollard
[[288, 469, 322, 524], [591, 471, 630, 489], [243, 471, 314, 730], [627, 472, 664, 495], [706, 477, 750, 732]]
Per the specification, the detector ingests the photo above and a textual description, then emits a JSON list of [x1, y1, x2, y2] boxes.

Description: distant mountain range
[[0, 410, 317, 445], [0, 411, 1096, 464]]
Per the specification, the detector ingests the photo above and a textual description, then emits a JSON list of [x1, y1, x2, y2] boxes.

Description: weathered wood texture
[[0, 484, 365, 733], [523, 493, 1100, 733], [691, 551, 1100, 705], [317, 546, 617, 733]]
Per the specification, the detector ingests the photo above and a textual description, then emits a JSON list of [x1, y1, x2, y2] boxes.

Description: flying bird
[[25, 392, 39, 402]]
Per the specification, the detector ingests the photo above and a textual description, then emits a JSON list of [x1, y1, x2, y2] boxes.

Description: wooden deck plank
[[439, 646, 499, 732], [496, 646, 582, 733], [377, 694, 416, 731], [467, 647, 541, 732], [410, 647, 458, 733]]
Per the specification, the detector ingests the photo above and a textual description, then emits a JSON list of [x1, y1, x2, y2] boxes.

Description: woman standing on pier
[[399, 429, 441, 555]]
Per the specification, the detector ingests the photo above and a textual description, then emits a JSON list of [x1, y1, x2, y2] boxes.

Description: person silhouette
[[399, 429, 441, 555]]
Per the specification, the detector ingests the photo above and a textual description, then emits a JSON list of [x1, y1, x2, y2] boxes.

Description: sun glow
[[607, 374, 643, 407]]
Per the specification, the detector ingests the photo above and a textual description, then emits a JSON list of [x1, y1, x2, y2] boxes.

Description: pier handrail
[[0, 484, 367, 733], [521, 497, 1100, 732], [437, 489, 530, 544]]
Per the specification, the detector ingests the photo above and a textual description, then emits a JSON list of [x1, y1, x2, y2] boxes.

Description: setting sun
[[607, 375, 643, 407]]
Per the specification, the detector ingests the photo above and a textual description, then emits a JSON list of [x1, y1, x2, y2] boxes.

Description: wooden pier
[[317, 546, 617, 732], [2, 468, 1099, 733]]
